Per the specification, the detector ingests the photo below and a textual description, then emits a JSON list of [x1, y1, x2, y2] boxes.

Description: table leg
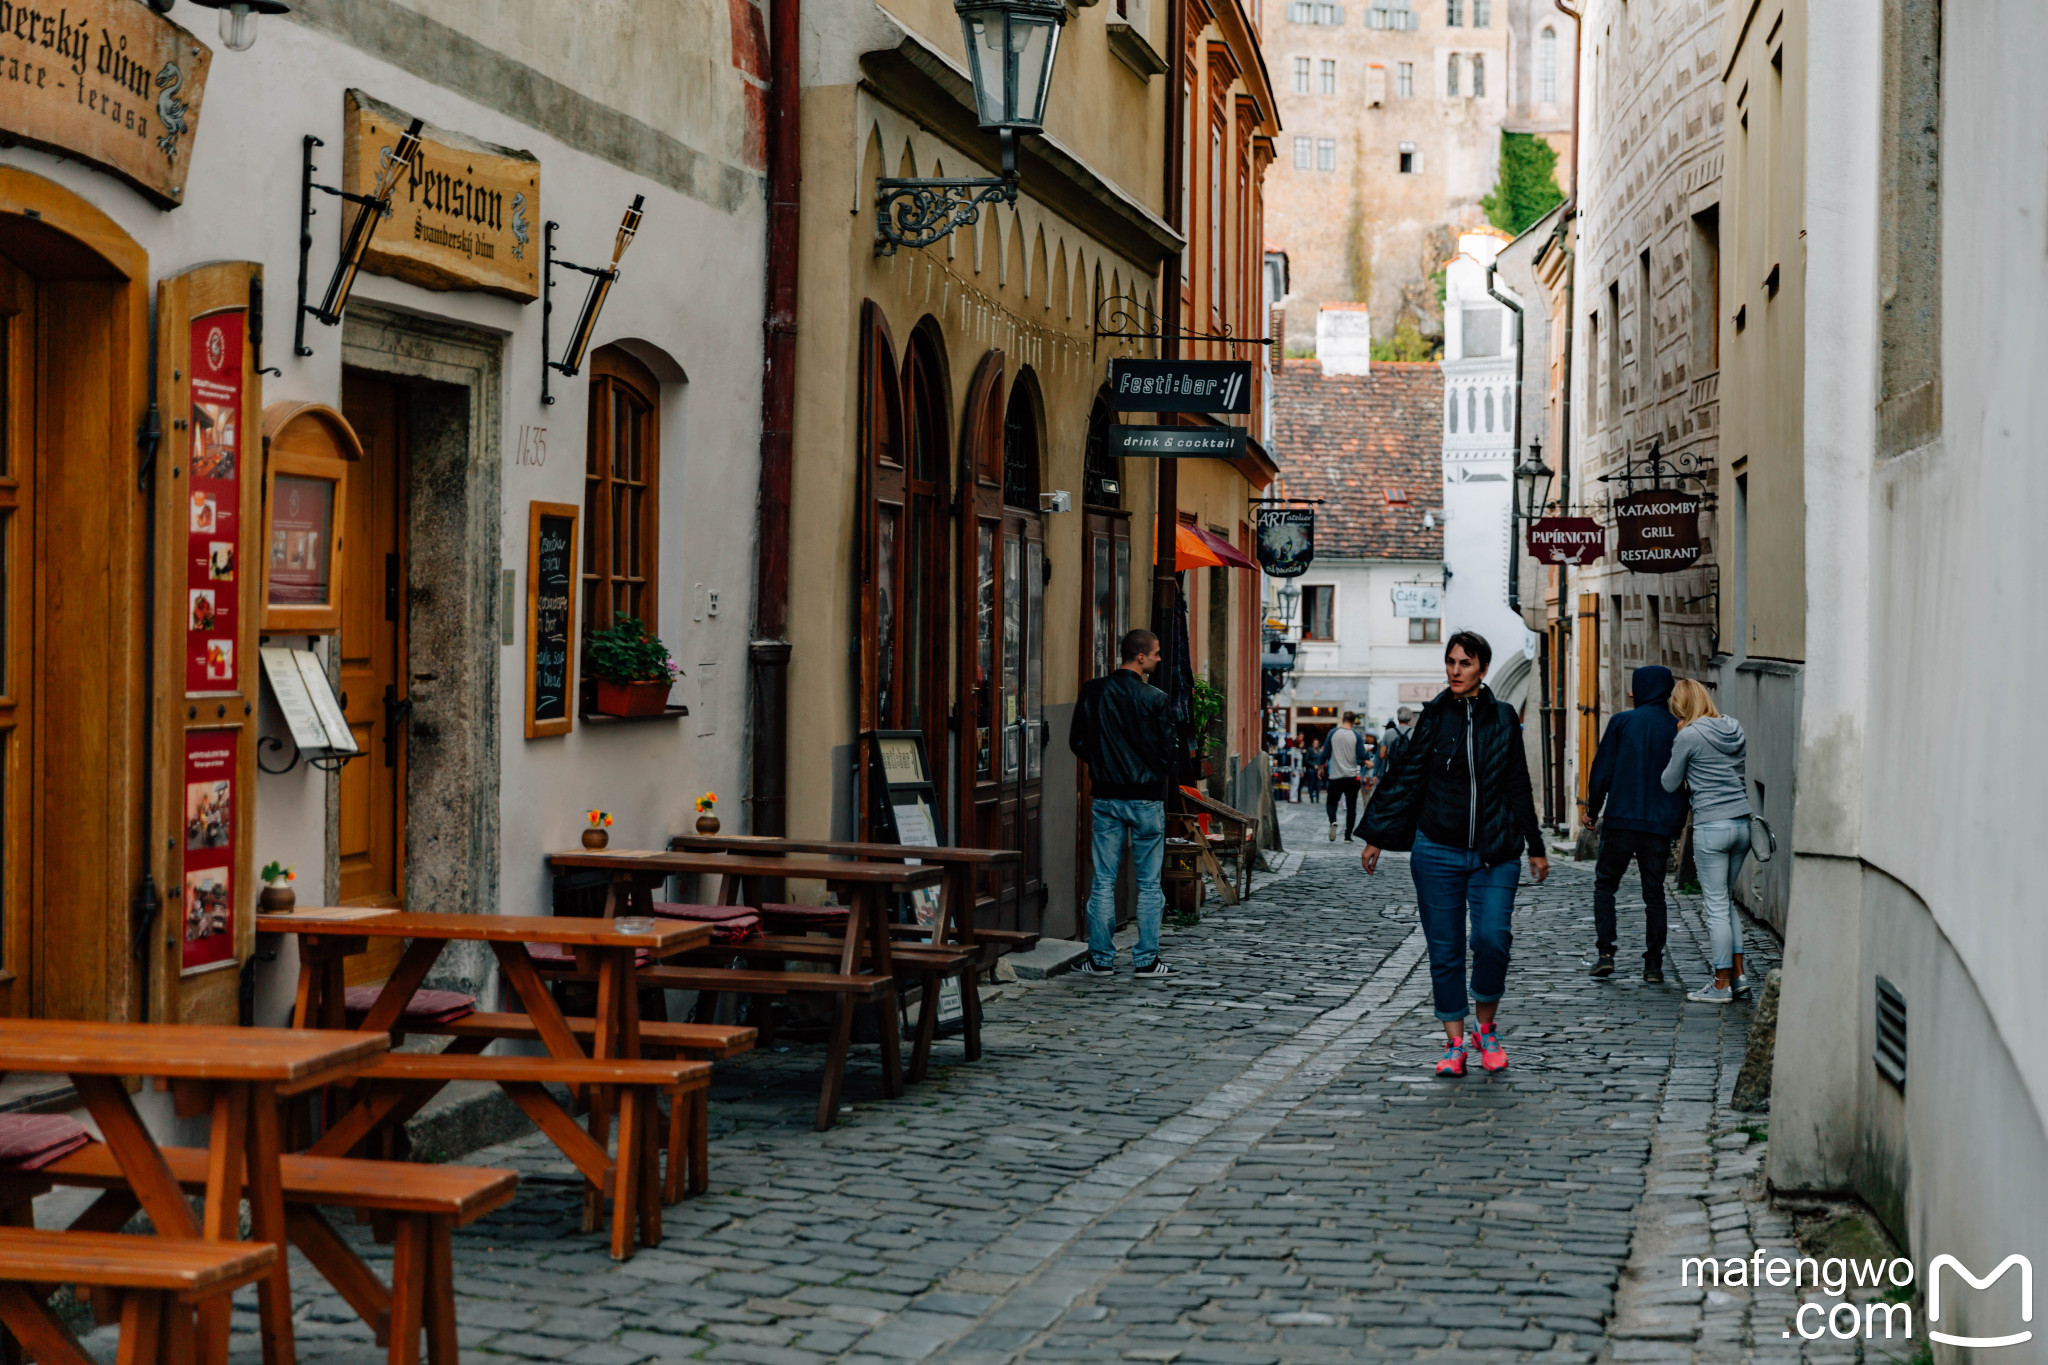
[[961, 961, 984, 1063], [866, 888, 903, 1098], [245, 1084, 298, 1365], [582, 948, 625, 1235], [0, 1284, 94, 1365], [815, 996, 855, 1131], [115, 1292, 163, 1365], [71, 1076, 198, 1238], [688, 1089, 709, 1197], [608, 1087, 641, 1261], [199, 1085, 249, 1364], [387, 1217, 424, 1365], [909, 971, 938, 1084], [423, 1218, 458, 1365], [356, 938, 448, 1035]]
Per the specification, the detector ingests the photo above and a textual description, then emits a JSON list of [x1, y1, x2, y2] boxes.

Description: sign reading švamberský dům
[[1614, 490, 1702, 573], [344, 90, 541, 301], [0, 0, 212, 208]]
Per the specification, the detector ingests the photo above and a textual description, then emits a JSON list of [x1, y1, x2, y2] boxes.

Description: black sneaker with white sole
[[1073, 961, 1117, 977], [1133, 960, 1178, 979]]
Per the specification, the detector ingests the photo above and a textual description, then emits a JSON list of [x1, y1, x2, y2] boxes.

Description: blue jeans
[[1410, 830, 1521, 1022], [1086, 799, 1164, 969], [1693, 818, 1752, 970]]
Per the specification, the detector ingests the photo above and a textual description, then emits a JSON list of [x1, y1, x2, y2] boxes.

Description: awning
[[1176, 522, 1257, 570]]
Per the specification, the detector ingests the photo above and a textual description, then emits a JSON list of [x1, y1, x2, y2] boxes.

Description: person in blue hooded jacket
[[1583, 665, 1690, 981]]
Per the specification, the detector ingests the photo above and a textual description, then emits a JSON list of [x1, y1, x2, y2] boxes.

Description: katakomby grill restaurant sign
[[1108, 358, 1254, 414], [1109, 424, 1248, 459], [1256, 508, 1314, 577], [1614, 490, 1702, 573], [1527, 516, 1606, 565], [0, 0, 213, 208]]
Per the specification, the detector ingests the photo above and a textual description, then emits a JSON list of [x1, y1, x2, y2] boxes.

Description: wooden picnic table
[[544, 850, 944, 1127], [258, 908, 712, 1248], [0, 1019, 387, 1365]]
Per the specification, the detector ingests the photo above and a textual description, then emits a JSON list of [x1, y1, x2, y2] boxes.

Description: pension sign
[[1614, 491, 1701, 573]]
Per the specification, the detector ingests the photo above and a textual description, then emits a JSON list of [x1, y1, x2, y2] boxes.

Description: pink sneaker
[[1435, 1041, 1467, 1077], [1474, 1022, 1508, 1071]]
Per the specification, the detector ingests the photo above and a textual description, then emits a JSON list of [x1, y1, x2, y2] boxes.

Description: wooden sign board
[[343, 90, 541, 301], [0, 0, 212, 208], [525, 502, 578, 738]]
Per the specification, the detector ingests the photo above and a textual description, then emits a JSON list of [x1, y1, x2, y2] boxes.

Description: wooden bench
[[346, 1012, 754, 1201], [0, 1227, 274, 1365], [317, 1053, 708, 1260], [7, 1147, 514, 1365]]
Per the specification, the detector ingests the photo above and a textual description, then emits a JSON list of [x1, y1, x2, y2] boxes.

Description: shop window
[[1302, 584, 1335, 641], [582, 347, 660, 662], [1408, 617, 1442, 643]]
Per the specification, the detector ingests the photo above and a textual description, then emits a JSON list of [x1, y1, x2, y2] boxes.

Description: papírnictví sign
[[1108, 359, 1253, 414], [1527, 516, 1606, 565], [1110, 425, 1248, 458], [1614, 491, 1702, 573]]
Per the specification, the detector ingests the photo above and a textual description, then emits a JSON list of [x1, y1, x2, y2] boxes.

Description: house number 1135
[[516, 425, 549, 466]]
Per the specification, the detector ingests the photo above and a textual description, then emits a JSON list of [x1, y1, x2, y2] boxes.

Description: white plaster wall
[[1285, 559, 1445, 727]]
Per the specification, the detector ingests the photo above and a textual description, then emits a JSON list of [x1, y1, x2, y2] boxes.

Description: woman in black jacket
[[1360, 632, 1548, 1077]]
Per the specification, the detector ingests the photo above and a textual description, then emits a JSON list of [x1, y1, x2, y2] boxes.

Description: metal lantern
[[956, 0, 1069, 132], [1515, 440, 1555, 522], [1276, 582, 1301, 628], [183, 0, 292, 52]]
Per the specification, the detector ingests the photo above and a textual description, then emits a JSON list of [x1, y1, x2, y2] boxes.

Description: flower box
[[594, 679, 672, 718]]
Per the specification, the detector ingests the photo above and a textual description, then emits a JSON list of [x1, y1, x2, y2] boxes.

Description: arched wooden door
[[1075, 390, 1131, 914]]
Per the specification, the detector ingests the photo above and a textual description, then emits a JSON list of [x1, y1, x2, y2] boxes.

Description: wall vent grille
[[1874, 975, 1907, 1091]]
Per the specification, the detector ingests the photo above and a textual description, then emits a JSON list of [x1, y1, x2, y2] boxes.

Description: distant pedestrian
[[1661, 679, 1754, 1003], [1361, 632, 1548, 1077], [1304, 741, 1326, 803], [1584, 665, 1689, 983], [1324, 713, 1368, 841], [1359, 731, 1381, 795], [1381, 706, 1416, 774], [1068, 629, 1180, 980]]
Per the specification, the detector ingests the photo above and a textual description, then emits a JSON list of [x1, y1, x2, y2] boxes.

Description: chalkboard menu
[[525, 501, 579, 738]]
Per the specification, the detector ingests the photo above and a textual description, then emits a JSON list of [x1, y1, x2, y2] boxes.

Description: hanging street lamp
[[875, 0, 1069, 255], [1515, 440, 1556, 524], [1276, 582, 1301, 631], [179, 0, 293, 52]]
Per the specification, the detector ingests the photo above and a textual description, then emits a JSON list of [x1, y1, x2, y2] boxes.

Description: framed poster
[[261, 403, 360, 633], [180, 730, 238, 975], [525, 502, 579, 738], [185, 313, 245, 694]]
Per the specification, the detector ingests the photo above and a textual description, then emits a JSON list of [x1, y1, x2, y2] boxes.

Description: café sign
[[1614, 490, 1702, 573], [343, 90, 541, 301], [0, 0, 212, 208], [1527, 516, 1606, 565]]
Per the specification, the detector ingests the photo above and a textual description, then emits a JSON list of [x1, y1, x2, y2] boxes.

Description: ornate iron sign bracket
[[1092, 292, 1272, 348], [876, 129, 1022, 256]]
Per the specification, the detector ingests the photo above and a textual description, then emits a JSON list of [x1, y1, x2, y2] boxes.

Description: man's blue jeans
[[1410, 829, 1521, 1021], [1086, 799, 1164, 969]]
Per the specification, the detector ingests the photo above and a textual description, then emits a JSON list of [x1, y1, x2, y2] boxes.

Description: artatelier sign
[[1110, 424, 1247, 458], [344, 90, 541, 300], [1614, 490, 1702, 573], [0, 0, 212, 208], [1527, 516, 1606, 564], [185, 309, 243, 694], [1107, 358, 1254, 414], [1256, 509, 1315, 577]]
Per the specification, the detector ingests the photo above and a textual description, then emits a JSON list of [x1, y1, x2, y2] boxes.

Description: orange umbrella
[[1174, 522, 1257, 570]]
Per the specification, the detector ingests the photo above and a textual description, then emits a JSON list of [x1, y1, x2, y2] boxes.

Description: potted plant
[[694, 792, 719, 835], [583, 810, 613, 849], [586, 616, 680, 717], [1190, 677, 1226, 778], [258, 862, 296, 912]]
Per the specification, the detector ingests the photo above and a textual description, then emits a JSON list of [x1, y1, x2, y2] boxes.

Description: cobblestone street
[[228, 804, 1797, 1365]]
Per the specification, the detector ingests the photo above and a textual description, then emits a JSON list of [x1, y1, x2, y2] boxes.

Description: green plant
[[1371, 320, 1442, 362], [585, 616, 679, 685], [1190, 678, 1226, 756], [1482, 132, 1567, 236]]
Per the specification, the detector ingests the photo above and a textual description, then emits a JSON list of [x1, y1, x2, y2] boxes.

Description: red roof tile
[[1271, 361, 1444, 560]]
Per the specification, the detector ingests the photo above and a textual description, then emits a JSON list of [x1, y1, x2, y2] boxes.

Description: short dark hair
[[1119, 628, 1160, 663], [1445, 630, 1492, 668], [1341, 711, 1358, 724]]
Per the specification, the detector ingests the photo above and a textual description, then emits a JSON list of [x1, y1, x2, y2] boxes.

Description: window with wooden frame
[[1302, 584, 1335, 640], [581, 346, 660, 686]]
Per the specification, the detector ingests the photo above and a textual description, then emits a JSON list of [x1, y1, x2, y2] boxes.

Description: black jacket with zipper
[[1068, 668, 1176, 801], [1357, 685, 1544, 867]]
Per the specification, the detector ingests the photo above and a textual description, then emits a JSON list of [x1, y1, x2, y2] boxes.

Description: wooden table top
[[0, 1020, 387, 1093], [256, 909, 714, 951], [668, 834, 1019, 866], [547, 849, 946, 887]]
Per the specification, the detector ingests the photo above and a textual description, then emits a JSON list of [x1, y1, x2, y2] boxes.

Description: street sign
[[1392, 584, 1442, 618], [1614, 490, 1702, 573], [1527, 516, 1606, 564], [1256, 509, 1316, 577], [1107, 358, 1254, 413], [1109, 425, 1249, 458]]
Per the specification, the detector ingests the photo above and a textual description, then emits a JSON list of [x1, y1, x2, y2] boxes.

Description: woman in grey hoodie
[[1661, 679, 1753, 1002]]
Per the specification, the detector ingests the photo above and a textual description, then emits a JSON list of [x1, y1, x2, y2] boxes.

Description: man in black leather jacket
[[1068, 629, 1181, 979], [1360, 632, 1548, 1077]]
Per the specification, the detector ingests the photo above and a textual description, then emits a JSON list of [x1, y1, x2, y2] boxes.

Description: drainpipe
[[1547, 0, 1583, 832], [1487, 262, 1525, 613], [751, 0, 800, 838], [1152, 0, 1184, 711]]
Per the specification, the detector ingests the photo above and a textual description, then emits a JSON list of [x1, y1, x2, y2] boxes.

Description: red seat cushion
[[524, 941, 655, 968], [343, 985, 477, 1024], [760, 903, 851, 933], [649, 902, 757, 923], [0, 1114, 91, 1171]]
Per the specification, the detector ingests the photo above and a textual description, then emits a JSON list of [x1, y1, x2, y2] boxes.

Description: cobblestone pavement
[[205, 803, 1806, 1365]]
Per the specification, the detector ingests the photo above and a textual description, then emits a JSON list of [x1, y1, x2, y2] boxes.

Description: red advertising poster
[[181, 730, 238, 973], [185, 312, 244, 694], [268, 473, 336, 606]]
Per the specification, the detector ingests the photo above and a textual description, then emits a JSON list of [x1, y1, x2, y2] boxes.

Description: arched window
[[1082, 394, 1121, 508], [1002, 383, 1040, 508], [1447, 391, 1459, 433], [1471, 53, 1485, 97], [1538, 27, 1558, 103], [1446, 54, 1460, 97], [1484, 388, 1495, 431], [1466, 387, 1477, 432], [583, 346, 660, 642]]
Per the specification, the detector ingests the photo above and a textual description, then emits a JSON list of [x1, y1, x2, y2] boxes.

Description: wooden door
[[337, 373, 407, 944], [1074, 509, 1131, 913], [0, 255, 31, 1014], [957, 353, 1006, 919]]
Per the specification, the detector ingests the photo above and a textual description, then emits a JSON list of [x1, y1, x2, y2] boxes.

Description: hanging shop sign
[[1614, 490, 1702, 573], [1526, 516, 1606, 565], [1109, 424, 1247, 459], [343, 90, 541, 301], [1255, 509, 1315, 577], [185, 311, 244, 693], [1107, 358, 1254, 414], [180, 729, 237, 974], [0, 0, 212, 208], [1392, 583, 1442, 618]]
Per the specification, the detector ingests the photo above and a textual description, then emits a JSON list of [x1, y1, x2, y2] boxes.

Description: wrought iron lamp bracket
[[875, 129, 1026, 256], [541, 221, 617, 405], [294, 123, 423, 357], [1091, 291, 1273, 348], [294, 134, 394, 358]]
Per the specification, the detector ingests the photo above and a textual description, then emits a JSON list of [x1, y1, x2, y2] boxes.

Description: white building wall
[[1284, 559, 1444, 729]]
